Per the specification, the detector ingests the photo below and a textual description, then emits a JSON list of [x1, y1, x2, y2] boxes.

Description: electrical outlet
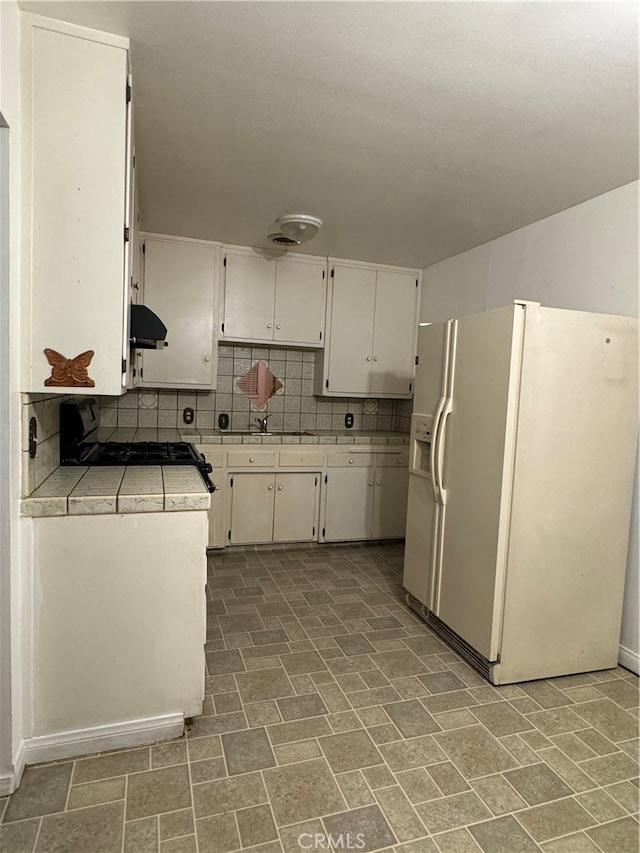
[[183, 407, 195, 425], [345, 413, 354, 429]]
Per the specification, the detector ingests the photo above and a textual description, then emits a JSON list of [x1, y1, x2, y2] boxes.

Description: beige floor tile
[[383, 700, 440, 738], [36, 801, 124, 853], [152, 741, 188, 769], [585, 815, 640, 852], [540, 831, 601, 852], [67, 776, 126, 810], [468, 815, 539, 852], [415, 791, 491, 834], [470, 702, 534, 737], [318, 729, 383, 774], [323, 804, 397, 852], [516, 797, 596, 842], [236, 668, 295, 703], [433, 827, 482, 852], [278, 819, 326, 852], [375, 785, 427, 842], [267, 716, 332, 746], [336, 770, 376, 809], [0, 818, 40, 853], [503, 763, 573, 806], [593, 679, 640, 709], [263, 758, 346, 826], [159, 808, 194, 841], [427, 762, 470, 796], [124, 816, 158, 853], [605, 780, 640, 813], [379, 735, 446, 773], [274, 740, 322, 765], [126, 765, 191, 821], [222, 727, 276, 775], [434, 726, 517, 779], [196, 813, 239, 853], [572, 698, 638, 743], [371, 650, 428, 679], [237, 804, 278, 847], [470, 774, 527, 816], [579, 751, 639, 785], [192, 772, 267, 819], [189, 757, 226, 784], [160, 834, 197, 853], [3, 763, 72, 822], [362, 765, 396, 790], [520, 682, 574, 709]]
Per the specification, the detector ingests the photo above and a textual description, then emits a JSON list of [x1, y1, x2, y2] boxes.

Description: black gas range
[[59, 400, 215, 493]]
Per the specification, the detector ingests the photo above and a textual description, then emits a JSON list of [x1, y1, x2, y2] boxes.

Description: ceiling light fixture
[[276, 214, 323, 244]]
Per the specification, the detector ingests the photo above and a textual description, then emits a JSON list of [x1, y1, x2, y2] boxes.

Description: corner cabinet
[[22, 15, 133, 395], [315, 260, 421, 398], [136, 235, 220, 389], [221, 248, 327, 347]]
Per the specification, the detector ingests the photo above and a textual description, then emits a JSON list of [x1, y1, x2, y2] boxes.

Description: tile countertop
[[21, 465, 211, 518], [180, 429, 410, 446]]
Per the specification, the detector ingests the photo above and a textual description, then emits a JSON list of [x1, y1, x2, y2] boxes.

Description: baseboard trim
[[618, 644, 640, 675], [22, 713, 184, 766], [0, 741, 26, 796]]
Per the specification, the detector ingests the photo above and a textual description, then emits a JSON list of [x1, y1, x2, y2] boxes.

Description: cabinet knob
[[368, 481, 373, 487], [203, 355, 211, 363], [397, 458, 403, 464], [348, 459, 353, 464], [276, 324, 281, 330], [249, 457, 255, 463], [212, 483, 220, 491], [277, 485, 283, 490], [376, 481, 382, 486], [366, 356, 372, 362], [267, 324, 273, 329], [267, 484, 273, 490], [373, 356, 379, 362]]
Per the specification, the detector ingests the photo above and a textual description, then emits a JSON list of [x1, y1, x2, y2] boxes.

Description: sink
[[219, 430, 314, 437]]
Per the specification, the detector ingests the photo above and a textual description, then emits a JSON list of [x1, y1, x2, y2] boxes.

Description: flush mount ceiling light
[[276, 214, 323, 244]]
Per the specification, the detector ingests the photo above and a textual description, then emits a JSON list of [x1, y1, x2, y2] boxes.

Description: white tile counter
[[180, 429, 410, 446], [21, 465, 211, 517]]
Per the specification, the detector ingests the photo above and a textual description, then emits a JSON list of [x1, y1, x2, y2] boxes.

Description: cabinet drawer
[[327, 453, 375, 468], [375, 452, 409, 468], [226, 451, 277, 467], [197, 448, 224, 468], [279, 450, 325, 468]]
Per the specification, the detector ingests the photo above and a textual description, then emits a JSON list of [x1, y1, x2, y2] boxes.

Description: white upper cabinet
[[316, 260, 421, 398], [22, 15, 132, 395], [137, 235, 220, 389], [221, 248, 326, 347]]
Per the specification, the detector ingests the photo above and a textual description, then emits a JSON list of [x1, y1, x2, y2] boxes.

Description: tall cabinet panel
[[316, 260, 420, 398], [370, 271, 419, 396], [138, 235, 219, 389], [23, 15, 131, 395], [273, 260, 325, 345], [322, 266, 377, 394], [223, 254, 276, 341]]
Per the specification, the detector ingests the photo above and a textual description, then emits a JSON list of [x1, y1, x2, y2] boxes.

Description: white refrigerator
[[403, 301, 638, 684]]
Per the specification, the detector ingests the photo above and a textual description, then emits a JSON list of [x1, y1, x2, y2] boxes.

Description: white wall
[[0, 0, 28, 794], [421, 181, 639, 673]]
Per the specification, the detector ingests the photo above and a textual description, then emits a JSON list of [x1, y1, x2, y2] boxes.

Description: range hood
[[129, 304, 168, 350]]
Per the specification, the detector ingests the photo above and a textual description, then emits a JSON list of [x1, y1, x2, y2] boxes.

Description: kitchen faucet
[[255, 414, 271, 433]]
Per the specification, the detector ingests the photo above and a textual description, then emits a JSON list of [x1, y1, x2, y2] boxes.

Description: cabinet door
[[28, 22, 129, 394], [229, 474, 275, 544], [141, 238, 218, 388], [372, 467, 409, 539], [223, 254, 275, 341], [273, 474, 319, 543], [325, 266, 376, 394], [323, 467, 374, 541], [273, 259, 326, 346], [370, 271, 418, 397]]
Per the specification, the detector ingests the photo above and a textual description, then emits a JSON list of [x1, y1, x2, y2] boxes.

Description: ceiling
[[21, 1, 639, 268]]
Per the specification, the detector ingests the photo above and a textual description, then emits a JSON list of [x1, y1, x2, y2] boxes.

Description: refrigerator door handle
[[435, 397, 452, 504], [430, 396, 446, 503]]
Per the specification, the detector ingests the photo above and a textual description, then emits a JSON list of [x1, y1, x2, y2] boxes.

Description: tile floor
[[1, 542, 638, 853]]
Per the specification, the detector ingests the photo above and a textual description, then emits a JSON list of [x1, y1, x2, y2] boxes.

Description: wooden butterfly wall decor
[[43, 348, 96, 387]]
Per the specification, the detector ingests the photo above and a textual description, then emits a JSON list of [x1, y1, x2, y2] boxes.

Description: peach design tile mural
[[235, 361, 283, 410]]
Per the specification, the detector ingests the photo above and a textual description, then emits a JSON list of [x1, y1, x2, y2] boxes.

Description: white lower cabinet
[[229, 472, 320, 545], [323, 452, 409, 542], [372, 467, 409, 539], [323, 467, 374, 542]]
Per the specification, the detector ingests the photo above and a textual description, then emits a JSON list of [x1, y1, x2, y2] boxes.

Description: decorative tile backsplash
[[20, 393, 77, 495], [98, 345, 408, 433], [21, 344, 412, 495]]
